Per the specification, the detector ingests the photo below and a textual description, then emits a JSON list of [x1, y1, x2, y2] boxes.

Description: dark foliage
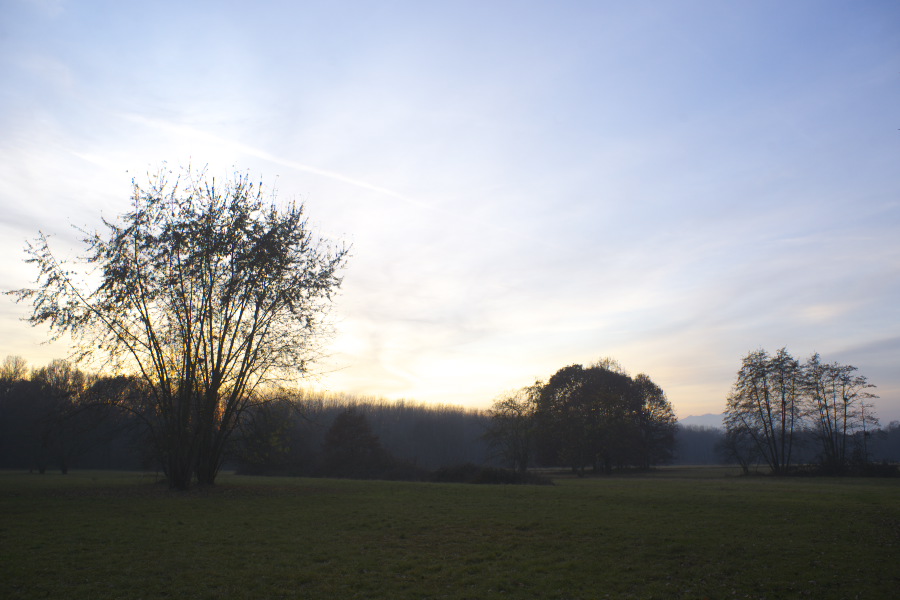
[[532, 361, 677, 473], [868, 421, 900, 463], [5, 355, 899, 480], [229, 392, 497, 477], [2, 361, 498, 477], [231, 396, 311, 476], [432, 462, 553, 485], [483, 386, 538, 472], [0, 358, 145, 473], [783, 461, 899, 477], [319, 408, 394, 478]]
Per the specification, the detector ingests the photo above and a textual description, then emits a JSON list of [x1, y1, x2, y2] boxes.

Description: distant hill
[[678, 413, 724, 429]]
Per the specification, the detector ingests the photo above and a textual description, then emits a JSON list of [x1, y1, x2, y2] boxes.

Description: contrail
[[120, 113, 555, 249], [120, 113, 437, 210]]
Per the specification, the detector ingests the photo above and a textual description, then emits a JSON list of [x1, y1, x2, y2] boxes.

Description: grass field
[[1, 468, 898, 599]]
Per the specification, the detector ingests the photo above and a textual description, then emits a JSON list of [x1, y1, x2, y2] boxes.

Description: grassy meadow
[[1, 468, 898, 599]]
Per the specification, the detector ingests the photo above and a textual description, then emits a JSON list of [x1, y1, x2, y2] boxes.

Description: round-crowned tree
[[532, 360, 676, 474], [12, 166, 349, 489]]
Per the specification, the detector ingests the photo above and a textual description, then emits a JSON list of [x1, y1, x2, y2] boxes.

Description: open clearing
[[1, 468, 898, 599]]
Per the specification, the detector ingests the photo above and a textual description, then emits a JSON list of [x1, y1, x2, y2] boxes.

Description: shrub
[[432, 463, 553, 485]]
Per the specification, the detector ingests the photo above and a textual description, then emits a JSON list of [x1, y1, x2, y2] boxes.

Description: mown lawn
[[1, 468, 898, 599]]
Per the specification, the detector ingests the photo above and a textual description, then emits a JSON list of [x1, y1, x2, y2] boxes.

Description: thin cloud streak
[[120, 113, 435, 211], [120, 113, 555, 253]]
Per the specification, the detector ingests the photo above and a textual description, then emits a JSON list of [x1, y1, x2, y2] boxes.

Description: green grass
[[1, 468, 898, 599]]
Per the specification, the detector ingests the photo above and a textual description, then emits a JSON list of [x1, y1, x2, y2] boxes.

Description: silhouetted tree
[[0, 355, 28, 383], [0, 357, 111, 473], [534, 364, 601, 474], [803, 353, 878, 473], [234, 393, 310, 475], [2, 363, 500, 474], [78, 374, 151, 469], [724, 348, 879, 474], [320, 408, 392, 478], [0, 356, 38, 469], [724, 349, 803, 474], [533, 360, 676, 474], [631, 373, 678, 468], [240, 392, 493, 473], [484, 385, 538, 472], [716, 424, 760, 474], [11, 165, 348, 489], [30, 359, 93, 474]]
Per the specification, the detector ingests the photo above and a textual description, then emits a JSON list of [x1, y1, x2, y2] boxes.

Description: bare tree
[[803, 353, 878, 472], [11, 166, 348, 488], [725, 348, 879, 475], [0, 355, 29, 384], [724, 348, 803, 474], [716, 424, 760, 475]]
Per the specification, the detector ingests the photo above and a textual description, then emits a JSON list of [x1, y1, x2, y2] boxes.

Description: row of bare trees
[[723, 348, 879, 474]]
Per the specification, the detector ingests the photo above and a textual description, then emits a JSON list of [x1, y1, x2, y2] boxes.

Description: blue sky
[[1, 0, 898, 420]]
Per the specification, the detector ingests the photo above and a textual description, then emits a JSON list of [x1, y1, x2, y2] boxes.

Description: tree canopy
[[12, 166, 349, 488], [484, 385, 539, 472], [487, 359, 677, 474]]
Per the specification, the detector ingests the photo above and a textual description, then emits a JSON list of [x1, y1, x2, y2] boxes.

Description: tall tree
[[803, 353, 878, 472], [534, 364, 599, 474], [29, 359, 93, 474], [724, 348, 803, 474], [631, 373, 677, 469], [11, 166, 348, 488], [484, 385, 539, 472], [0, 356, 35, 469]]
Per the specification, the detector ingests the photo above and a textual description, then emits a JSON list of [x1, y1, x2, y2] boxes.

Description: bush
[[431, 463, 553, 485]]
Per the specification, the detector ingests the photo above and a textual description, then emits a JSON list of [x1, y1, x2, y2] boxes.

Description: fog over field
[[1, 1, 898, 421]]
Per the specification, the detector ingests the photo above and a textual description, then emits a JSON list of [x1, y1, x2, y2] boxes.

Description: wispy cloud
[[120, 113, 437, 211]]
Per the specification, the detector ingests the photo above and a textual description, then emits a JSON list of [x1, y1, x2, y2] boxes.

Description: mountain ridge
[[678, 413, 724, 429]]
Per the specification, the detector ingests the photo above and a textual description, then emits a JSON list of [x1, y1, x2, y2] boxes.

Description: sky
[[1, 0, 898, 421]]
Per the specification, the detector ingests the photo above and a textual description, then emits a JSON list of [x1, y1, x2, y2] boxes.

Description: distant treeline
[[2, 356, 899, 477], [234, 391, 495, 476], [0, 357, 498, 476], [674, 423, 900, 469]]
